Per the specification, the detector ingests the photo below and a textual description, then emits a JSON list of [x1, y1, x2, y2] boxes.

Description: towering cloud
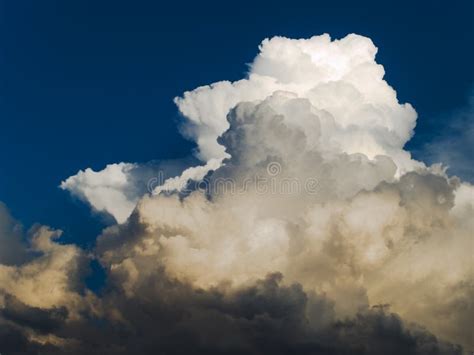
[[176, 34, 419, 172], [62, 34, 423, 222], [1, 34, 472, 354]]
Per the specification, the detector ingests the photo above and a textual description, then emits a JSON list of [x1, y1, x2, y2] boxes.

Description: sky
[[0, 0, 472, 247], [0, 2, 473, 353]]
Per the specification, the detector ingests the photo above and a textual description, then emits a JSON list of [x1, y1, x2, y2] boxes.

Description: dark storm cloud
[[1, 295, 68, 334], [0, 272, 463, 354]]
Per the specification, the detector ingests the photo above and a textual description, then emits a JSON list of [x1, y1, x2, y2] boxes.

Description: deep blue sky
[[0, 0, 472, 247]]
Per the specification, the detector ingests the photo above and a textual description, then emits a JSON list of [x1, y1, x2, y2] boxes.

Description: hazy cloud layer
[[417, 92, 474, 182]]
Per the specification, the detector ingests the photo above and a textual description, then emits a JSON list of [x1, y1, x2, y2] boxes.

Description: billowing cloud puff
[[1, 34, 473, 354], [63, 33, 423, 222], [60, 158, 207, 223], [176, 34, 420, 173], [60, 163, 139, 223], [0, 207, 95, 353]]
